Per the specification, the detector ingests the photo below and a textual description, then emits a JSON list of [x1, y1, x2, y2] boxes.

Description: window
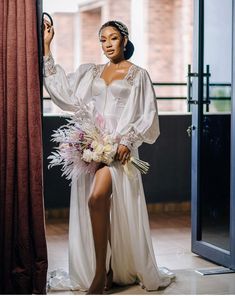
[[43, 0, 193, 114]]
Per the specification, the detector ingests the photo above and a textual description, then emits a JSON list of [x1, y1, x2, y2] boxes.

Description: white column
[[130, 0, 148, 68], [74, 10, 81, 69], [101, 1, 110, 63]]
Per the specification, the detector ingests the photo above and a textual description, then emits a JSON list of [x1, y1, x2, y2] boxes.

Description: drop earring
[[124, 47, 126, 51]]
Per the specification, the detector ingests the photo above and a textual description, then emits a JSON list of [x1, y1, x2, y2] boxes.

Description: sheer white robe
[[43, 53, 175, 292]]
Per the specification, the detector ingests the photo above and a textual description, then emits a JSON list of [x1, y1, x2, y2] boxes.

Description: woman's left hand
[[116, 144, 131, 165]]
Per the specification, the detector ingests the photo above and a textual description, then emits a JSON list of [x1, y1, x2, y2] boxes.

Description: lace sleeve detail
[[92, 64, 99, 78], [43, 52, 57, 77], [126, 65, 140, 86], [92, 64, 105, 78], [120, 129, 141, 151]]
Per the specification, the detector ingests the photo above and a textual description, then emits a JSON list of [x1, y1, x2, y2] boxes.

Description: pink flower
[[79, 132, 84, 141], [95, 113, 105, 129]]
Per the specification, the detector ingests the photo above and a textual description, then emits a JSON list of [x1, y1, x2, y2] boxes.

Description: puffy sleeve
[[43, 52, 95, 112], [116, 68, 160, 150]]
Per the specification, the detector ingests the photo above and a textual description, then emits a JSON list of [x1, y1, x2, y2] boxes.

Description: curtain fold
[[0, 0, 48, 294]]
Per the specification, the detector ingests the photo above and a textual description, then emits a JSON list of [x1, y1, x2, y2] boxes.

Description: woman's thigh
[[90, 165, 112, 200]]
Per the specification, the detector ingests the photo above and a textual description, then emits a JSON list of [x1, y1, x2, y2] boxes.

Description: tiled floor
[[46, 212, 235, 294]]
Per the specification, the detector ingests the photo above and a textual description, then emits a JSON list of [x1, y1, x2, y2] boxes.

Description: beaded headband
[[113, 21, 129, 37]]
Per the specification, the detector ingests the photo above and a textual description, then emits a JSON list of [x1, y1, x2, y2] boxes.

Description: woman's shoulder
[[131, 63, 149, 74], [127, 63, 150, 85], [78, 62, 96, 72], [128, 63, 150, 78], [78, 63, 106, 77]]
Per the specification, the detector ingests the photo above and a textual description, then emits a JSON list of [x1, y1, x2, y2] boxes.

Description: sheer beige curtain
[[0, 0, 48, 294]]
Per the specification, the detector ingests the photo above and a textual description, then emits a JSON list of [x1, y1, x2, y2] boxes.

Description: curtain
[[0, 0, 48, 294]]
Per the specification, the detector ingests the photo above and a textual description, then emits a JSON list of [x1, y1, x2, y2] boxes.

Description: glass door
[[190, 0, 235, 268]]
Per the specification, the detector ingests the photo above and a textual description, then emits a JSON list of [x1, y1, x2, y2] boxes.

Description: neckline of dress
[[97, 63, 136, 87]]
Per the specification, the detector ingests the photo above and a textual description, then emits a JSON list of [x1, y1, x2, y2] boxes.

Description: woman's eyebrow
[[100, 33, 119, 38]]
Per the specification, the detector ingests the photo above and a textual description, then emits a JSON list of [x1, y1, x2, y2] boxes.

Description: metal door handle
[[204, 64, 211, 112], [187, 125, 196, 137], [187, 64, 211, 112], [187, 65, 198, 112]]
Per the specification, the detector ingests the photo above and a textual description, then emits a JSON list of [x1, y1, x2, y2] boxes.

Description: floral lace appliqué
[[120, 129, 141, 151], [43, 52, 57, 77], [92, 63, 140, 86], [92, 64, 104, 78], [126, 65, 140, 86]]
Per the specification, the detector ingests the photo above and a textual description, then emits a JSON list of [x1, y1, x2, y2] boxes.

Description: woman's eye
[[100, 40, 105, 43], [112, 37, 118, 40]]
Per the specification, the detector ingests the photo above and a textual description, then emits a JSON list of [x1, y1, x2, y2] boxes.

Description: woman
[[43, 20, 174, 294]]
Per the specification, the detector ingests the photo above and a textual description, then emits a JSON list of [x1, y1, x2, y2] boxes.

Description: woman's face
[[99, 26, 127, 61]]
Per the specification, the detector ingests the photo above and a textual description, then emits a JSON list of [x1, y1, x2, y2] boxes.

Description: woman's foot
[[86, 272, 106, 295], [104, 268, 113, 291]]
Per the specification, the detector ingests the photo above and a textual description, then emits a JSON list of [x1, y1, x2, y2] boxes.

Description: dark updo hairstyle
[[98, 20, 134, 60]]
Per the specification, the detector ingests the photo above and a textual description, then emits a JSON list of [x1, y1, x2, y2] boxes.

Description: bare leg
[[104, 200, 113, 291], [87, 165, 112, 294]]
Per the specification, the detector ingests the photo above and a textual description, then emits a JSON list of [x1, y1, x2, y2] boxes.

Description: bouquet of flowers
[[48, 102, 150, 180]]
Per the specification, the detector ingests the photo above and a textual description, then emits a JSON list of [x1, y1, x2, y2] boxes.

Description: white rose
[[102, 154, 113, 165], [93, 153, 102, 162], [91, 140, 98, 149], [103, 144, 112, 153], [94, 144, 104, 154], [81, 149, 93, 162], [103, 135, 112, 143]]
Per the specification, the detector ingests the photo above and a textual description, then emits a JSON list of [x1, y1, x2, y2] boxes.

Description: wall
[[147, 0, 193, 86], [48, 0, 193, 88], [79, 8, 102, 63]]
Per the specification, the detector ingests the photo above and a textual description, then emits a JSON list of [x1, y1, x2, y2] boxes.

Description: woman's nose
[[105, 41, 112, 48]]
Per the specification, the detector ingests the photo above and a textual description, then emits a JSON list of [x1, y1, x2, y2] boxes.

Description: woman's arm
[[43, 20, 77, 111], [44, 20, 54, 57], [116, 68, 160, 150]]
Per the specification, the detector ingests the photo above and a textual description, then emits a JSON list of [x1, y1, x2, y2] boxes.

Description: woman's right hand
[[115, 144, 131, 165], [44, 20, 54, 50]]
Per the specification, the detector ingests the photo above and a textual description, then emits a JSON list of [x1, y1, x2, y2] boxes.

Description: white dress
[[43, 53, 175, 292]]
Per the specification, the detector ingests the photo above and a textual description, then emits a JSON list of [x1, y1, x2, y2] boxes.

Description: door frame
[[231, 0, 235, 270], [36, 0, 43, 108], [191, 0, 235, 268]]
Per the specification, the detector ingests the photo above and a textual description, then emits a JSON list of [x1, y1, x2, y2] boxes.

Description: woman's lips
[[106, 50, 115, 55]]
